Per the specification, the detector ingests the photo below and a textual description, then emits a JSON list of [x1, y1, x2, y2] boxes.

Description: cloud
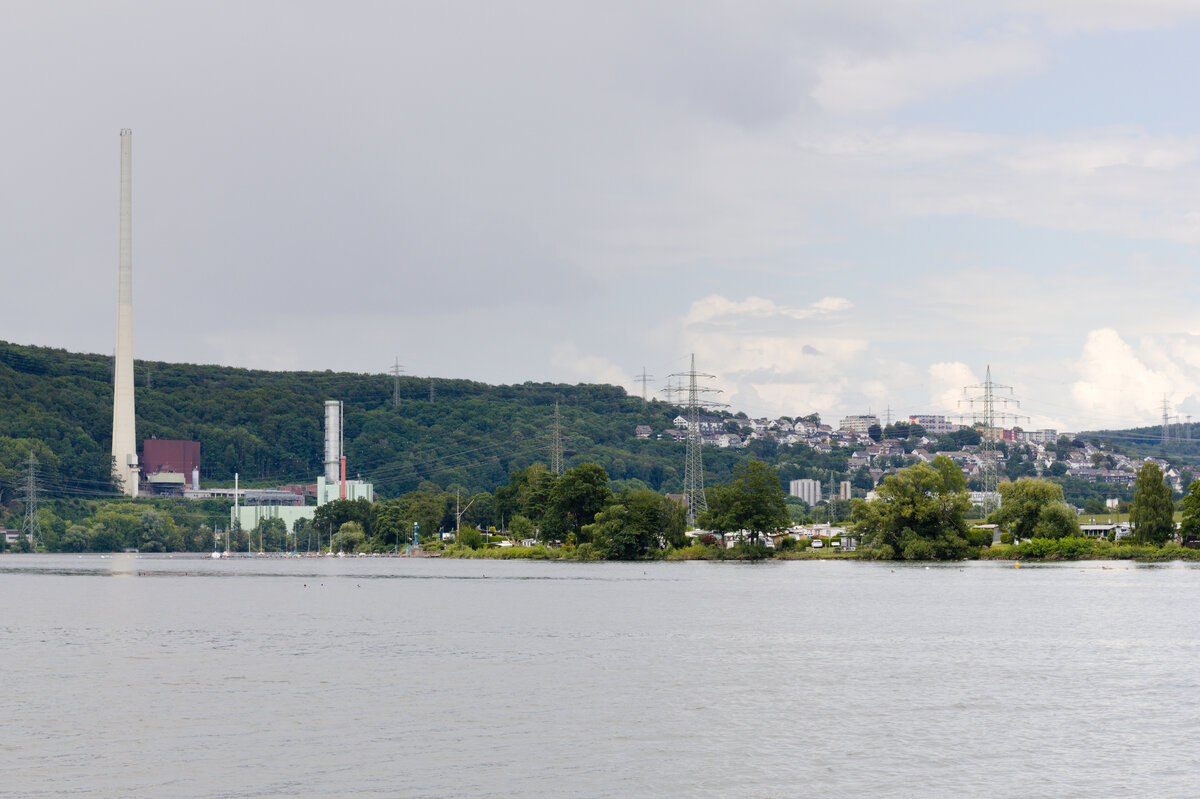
[[1070, 329, 1189, 425], [1006, 0, 1200, 32], [813, 36, 1044, 115], [685, 295, 853, 326], [928, 362, 977, 417], [549, 342, 631, 391]]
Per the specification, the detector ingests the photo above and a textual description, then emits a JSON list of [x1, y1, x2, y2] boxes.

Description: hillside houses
[[632, 413, 1171, 500]]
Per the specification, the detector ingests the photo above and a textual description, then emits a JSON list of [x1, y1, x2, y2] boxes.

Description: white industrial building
[[790, 478, 823, 505], [230, 399, 374, 534]]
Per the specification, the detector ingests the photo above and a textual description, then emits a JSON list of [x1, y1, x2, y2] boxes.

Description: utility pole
[[390, 358, 403, 408], [634, 368, 654, 404], [551, 401, 564, 476], [455, 490, 477, 534], [19, 452, 42, 549], [670, 354, 723, 526]]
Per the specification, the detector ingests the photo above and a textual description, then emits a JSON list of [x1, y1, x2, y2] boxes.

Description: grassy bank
[[980, 538, 1200, 561], [438, 537, 1200, 562]]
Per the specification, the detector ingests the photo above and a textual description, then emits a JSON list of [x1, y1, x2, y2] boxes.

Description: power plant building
[[790, 478, 823, 505], [143, 439, 200, 477]]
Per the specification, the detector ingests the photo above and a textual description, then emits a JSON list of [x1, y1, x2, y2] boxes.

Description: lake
[[0, 554, 1197, 797]]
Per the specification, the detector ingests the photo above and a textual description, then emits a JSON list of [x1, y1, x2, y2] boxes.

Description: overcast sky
[[5, 1, 1200, 432]]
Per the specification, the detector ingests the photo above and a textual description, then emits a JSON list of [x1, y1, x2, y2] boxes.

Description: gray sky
[[6, 1, 1200, 432]]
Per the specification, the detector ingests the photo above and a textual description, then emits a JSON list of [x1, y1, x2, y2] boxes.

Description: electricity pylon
[[958, 366, 1027, 517], [633, 368, 654, 405], [669, 354, 722, 526], [390, 358, 404, 407], [551, 401, 564, 476], [19, 452, 42, 549]]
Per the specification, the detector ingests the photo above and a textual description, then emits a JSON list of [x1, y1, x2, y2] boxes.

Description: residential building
[[839, 414, 879, 435], [908, 415, 960, 435]]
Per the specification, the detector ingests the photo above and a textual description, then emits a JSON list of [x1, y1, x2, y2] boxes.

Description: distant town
[[641, 411, 1178, 506]]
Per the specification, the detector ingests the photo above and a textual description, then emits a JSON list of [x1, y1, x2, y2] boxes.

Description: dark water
[[0, 554, 1197, 797]]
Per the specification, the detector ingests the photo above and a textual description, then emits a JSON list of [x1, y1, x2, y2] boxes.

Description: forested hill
[[0, 340, 845, 501]]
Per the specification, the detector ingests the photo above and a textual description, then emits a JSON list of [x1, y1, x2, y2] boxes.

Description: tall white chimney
[[111, 129, 138, 497], [324, 400, 342, 484]]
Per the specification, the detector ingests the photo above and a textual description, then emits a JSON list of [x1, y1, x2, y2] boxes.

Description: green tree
[[61, 524, 91, 552], [253, 517, 287, 551], [867, 423, 883, 442], [313, 498, 375, 541], [509, 514, 535, 541], [583, 489, 686, 559], [1031, 502, 1081, 539], [697, 461, 789, 544], [1179, 480, 1200, 542], [331, 521, 366, 553], [851, 456, 971, 560], [139, 509, 171, 553], [1131, 462, 1175, 545], [545, 463, 612, 543], [456, 525, 483, 549], [995, 478, 1068, 541]]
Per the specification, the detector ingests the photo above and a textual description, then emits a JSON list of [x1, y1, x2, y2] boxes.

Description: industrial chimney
[[324, 400, 342, 485], [111, 129, 138, 497]]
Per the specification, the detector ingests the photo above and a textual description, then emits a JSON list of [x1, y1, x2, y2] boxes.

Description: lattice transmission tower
[[633, 368, 654, 405], [1162, 396, 1172, 447], [669, 354, 723, 526], [390, 358, 404, 407], [958, 366, 1027, 517], [550, 401, 564, 476], [19, 452, 42, 549]]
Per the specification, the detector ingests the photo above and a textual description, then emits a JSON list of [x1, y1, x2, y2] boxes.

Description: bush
[[1054, 537, 1094, 559], [1000, 532, 1013, 545], [862, 544, 895, 560], [777, 537, 798, 552], [1019, 538, 1056, 558], [966, 528, 994, 548], [665, 544, 719, 560], [456, 526, 483, 549], [902, 539, 935, 560]]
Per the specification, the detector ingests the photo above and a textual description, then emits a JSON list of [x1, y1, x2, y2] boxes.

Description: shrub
[[1020, 538, 1055, 559], [1054, 536, 1094, 559], [902, 539, 935, 560], [966, 528, 994, 548], [1000, 532, 1013, 545]]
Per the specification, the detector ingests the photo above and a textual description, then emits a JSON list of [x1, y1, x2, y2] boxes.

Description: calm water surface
[[0, 554, 1197, 797]]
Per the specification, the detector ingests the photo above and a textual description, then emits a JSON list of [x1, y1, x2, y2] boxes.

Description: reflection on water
[[1, 554, 1198, 798]]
